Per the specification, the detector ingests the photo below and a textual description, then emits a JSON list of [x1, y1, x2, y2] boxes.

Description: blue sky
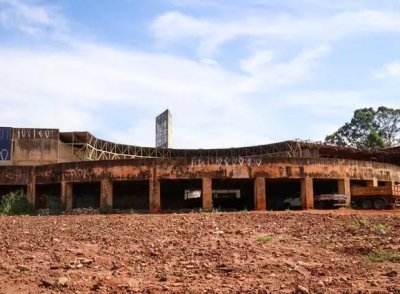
[[0, 0, 399, 148]]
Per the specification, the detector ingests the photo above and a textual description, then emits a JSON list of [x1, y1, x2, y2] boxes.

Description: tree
[[325, 107, 400, 149]]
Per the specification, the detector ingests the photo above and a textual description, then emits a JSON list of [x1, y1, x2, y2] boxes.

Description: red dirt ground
[[0, 210, 399, 293]]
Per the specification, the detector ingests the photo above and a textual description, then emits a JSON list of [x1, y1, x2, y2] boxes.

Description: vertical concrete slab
[[61, 181, 73, 210], [254, 177, 266, 210], [149, 176, 161, 213], [202, 177, 212, 210], [100, 178, 113, 207], [27, 172, 36, 207], [338, 178, 351, 206], [367, 178, 378, 187], [301, 177, 314, 209]]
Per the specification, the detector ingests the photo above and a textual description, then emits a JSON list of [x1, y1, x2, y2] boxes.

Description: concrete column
[[27, 173, 36, 207], [367, 178, 378, 187], [100, 178, 113, 207], [61, 181, 73, 210], [301, 177, 314, 209], [254, 177, 266, 210], [202, 177, 212, 210], [149, 177, 161, 213], [338, 178, 351, 206]]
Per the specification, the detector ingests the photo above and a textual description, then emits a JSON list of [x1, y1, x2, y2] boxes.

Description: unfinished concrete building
[[0, 127, 399, 212]]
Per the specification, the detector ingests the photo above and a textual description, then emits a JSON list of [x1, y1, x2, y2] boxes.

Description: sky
[[0, 0, 400, 148]]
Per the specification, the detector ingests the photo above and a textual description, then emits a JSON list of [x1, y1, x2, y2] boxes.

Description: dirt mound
[[0, 211, 399, 293]]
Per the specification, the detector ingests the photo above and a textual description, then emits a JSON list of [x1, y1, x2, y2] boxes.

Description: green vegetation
[[367, 249, 400, 263], [370, 223, 387, 235], [325, 106, 400, 149], [0, 190, 35, 216], [45, 194, 66, 215], [99, 204, 113, 214], [346, 218, 389, 235], [256, 235, 273, 242]]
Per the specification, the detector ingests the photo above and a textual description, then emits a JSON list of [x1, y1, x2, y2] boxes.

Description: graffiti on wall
[[191, 157, 263, 168], [0, 127, 12, 161], [15, 128, 58, 140]]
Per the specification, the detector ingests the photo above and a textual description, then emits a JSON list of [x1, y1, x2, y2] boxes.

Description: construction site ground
[[0, 210, 399, 293]]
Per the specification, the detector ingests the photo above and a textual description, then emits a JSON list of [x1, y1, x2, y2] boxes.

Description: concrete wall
[[12, 128, 59, 166], [0, 157, 399, 211]]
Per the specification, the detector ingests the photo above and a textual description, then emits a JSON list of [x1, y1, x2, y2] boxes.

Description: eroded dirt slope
[[0, 211, 399, 293]]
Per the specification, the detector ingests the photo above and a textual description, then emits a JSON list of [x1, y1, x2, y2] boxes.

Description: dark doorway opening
[[313, 179, 339, 209], [35, 183, 61, 209], [113, 180, 149, 211], [265, 179, 301, 210], [160, 179, 202, 211], [0, 185, 27, 202], [212, 179, 254, 211], [72, 182, 100, 209]]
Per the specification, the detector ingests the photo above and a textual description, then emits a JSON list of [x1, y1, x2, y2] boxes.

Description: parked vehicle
[[283, 193, 347, 210], [351, 183, 400, 210]]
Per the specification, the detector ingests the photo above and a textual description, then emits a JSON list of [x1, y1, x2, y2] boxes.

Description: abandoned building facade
[[0, 127, 400, 212]]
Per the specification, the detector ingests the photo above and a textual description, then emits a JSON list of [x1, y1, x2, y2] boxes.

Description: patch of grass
[[256, 235, 273, 243], [370, 224, 387, 234], [346, 220, 361, 232], [0, 190, 35, 216], [211, 206, 222, 213], [367, 249, 400, 263]]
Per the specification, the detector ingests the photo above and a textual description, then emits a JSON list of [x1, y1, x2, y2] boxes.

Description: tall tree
[[325, 107, 400, 149]]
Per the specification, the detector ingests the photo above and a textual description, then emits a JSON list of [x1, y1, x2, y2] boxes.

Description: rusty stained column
[[202, 177, 212, 211], [254, 177, 266, 210], [61, 181, 73, 210], [367, 178, 378, 187], [100, 178, 113, 208], [301, 177, 314, 209], [149, 170, 161, 213], [338, 178, 351, 206], [27, 172, 36, 207]]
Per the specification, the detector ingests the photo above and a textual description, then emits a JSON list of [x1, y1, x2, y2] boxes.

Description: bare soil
[[0, 210, 399, 293]]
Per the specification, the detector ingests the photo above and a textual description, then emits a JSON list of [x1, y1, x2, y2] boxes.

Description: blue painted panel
[[0, 127, 12, 161]]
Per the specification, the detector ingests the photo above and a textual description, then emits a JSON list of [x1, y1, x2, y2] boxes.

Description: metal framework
[[59, 131, 400, 164]]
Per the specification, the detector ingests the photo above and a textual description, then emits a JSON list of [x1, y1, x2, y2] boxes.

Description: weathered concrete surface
[[61, 181, 73, 210], [338, 178, 351, 206], [202, 177, 212, 210], [149, 168, 160, 213], [100, 178, 113, 207], [254, 177, 266, 210], [12, 128, 59, 166], [301, 177, 314, 209], [0, 157, 400, 211]]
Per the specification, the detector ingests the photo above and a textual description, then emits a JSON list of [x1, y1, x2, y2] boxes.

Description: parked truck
[[283, 193, 347, 210], [351, 183, 400, 210]]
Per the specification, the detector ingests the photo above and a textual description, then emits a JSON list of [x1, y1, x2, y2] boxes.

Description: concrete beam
[[254, 177, 266, 210], [301, 177, 314, 209], [100, 178, 113, 207], [338, 178, 351, 206], [202, 177, 212, 210], [61, 181, 73, 210]]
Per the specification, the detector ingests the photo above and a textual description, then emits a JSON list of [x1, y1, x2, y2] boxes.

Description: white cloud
[[151, 10, 400, 57], [0, 0, 64, 35], [372, 61, 400, 79]]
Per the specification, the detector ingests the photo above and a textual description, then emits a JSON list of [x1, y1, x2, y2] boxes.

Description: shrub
[[99, 205, 113, 214], [45, 194, 66, 215], [0, 190, 35, 216]]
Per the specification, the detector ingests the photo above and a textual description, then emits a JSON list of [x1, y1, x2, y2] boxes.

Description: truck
[[283, 193, 347, 210], [351, 183, 400, 210]]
